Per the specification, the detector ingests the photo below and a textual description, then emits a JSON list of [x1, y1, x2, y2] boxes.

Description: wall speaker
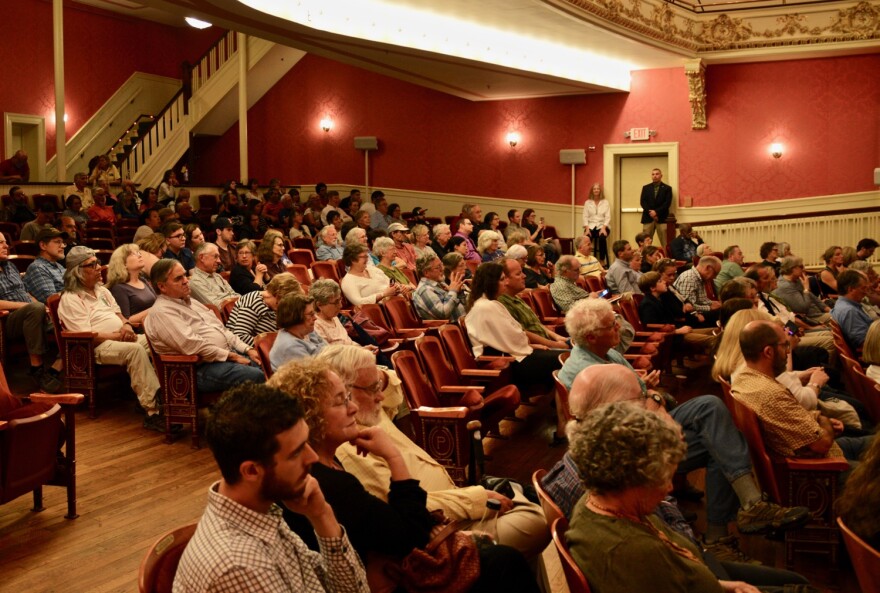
[[560, 149, 586, 165], [354, 136, 378, 150]]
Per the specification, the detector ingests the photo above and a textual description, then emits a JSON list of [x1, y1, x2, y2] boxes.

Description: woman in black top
[[229, 239, 268, 294]]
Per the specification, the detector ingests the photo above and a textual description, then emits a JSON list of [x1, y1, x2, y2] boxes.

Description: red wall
[[194, 52, 880, 207], [1, 0, 218, 159]]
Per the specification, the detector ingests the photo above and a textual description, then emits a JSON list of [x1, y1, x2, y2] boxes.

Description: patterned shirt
[[575, 253, 603, 278], [731, 367, 843, 458], [23, 257, 65, 303], [605, 259, 641, 295], [189, 267, 238, 307], [549, 276, 590, 313], [0, 260, 30, 303], [173, 482, 368, 593], [497, 293, 548, 338], [226, 290, 276, 348], [412, 278, 465, 322], [673, 267, 712, 312], [558, 345, 645, 392]]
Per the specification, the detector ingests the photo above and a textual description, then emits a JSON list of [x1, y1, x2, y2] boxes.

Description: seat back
[[552, 370, 573, 437], [311, 260, 340, 282], [532, 288, 561, 322], [220, 297, 239, 324], [385, 296, 423, 329], [583, 275, 606, 293], [285, 263, 312, 289], [438, 324, 479, 371], [138, 523, 198, 593], [197, 194, 218, 213], [837, 517, 880, 593], [391, 350, 441, 409], [415, 336, 460, 392], [531, 469, 565, 528], [723, 381, 783, 503], [0, 403, 64, 505], [84, 238, 115, 250], [358, 303, 393, 333], [11, 240, 38, 256], [616, 297, 645, 332], [254, 332, 278, 380], [292, 237, 315, 251], [551, 517, 592, 593], [839, 355, 880, 424], [290, 248, 316, 266], [7, 254, 35, 274]]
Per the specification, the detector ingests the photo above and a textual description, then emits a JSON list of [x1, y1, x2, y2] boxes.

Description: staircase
[[119, 31, 305, 186]]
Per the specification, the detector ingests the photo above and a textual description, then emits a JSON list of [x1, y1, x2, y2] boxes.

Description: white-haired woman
[[374, 237, 415, 297], [410, 224, 437, 260], [478, 230, 505, 263], [344, 227, 377, 266]]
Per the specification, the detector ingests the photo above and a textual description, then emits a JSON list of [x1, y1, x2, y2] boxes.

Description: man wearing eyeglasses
[[58, 246, 166, 432], [162, 221, 195, 272], [23, 227, 67, 304], [412, 253, 465, 322]]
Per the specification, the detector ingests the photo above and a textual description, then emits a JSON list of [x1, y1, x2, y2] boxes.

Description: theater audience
[[499, 258, 569, 349], [188, 243, 238, 307], [105, 243, 156, 324], [162, 222, 195, 272], [269, 358, 539, 593], [269, 294, 326, 371], [855, 238, 878, 261], [478, 230, 505, 262], [62, 194, 88, 227], [522, 208, 559, 261], [410, 224, 436, 259], [59, 246, 164, 431], [227, 272, 302, 348], [412, 253, 466, 322], [523, 245, 553, 288], [228, 238, 267, 295], [369, 195, 391, 232], [184, 223, 205, 253], [114, 190, 139, 220], [145, 259, 264, 392], [453, 217, 481, 263], [23, 227, 66, 303], [759, 241, 781, 277], [673, 255, 721, 323], [87, 187, 115, 224], [138, 187, 159, 213], [256, 230, 288, 282], [157, 169, 179, 206], [386, 222, 416, 270], [133, 208, 161, 243], [340, 244, 398, 305], [374, 237, 415, 296], [136, 232, 165, 276], [550, 255, 597, 314], [669, 223, 703, 262], [637, 271, 716, 352], [715, 245, 745, 292], [774, 256, 832, 323], [574, 235, 603, 278], [212, 217, 236, 272], [63, 172, 94, 210]]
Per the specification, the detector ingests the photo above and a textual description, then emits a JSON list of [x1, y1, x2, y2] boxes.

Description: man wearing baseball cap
[[213, 217, 237, 272], [24, 227, 68, 304], [387, 222, 417, 271]]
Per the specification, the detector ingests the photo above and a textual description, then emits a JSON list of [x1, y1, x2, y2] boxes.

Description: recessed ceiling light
[[185, 17, 212, 29]]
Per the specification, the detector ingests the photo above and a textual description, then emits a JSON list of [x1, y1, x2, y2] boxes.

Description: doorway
[[4, 113, 46, 181], [602, 142, 679, 259]]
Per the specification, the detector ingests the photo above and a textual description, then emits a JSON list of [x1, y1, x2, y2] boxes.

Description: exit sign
[[630, 127, 651, 141]]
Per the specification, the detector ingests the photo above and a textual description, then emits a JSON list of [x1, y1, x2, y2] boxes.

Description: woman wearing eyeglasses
[[229, 238, 268, 295], [268, 294, 327, 372], [226, 272, 303, 348]]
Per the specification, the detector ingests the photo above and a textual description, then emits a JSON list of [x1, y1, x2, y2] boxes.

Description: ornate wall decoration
[[684, 59, 707, 129], [552, 0, 880, 55]]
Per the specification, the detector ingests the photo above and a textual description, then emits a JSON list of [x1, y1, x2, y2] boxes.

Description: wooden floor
[[0, 358, 862, 592]]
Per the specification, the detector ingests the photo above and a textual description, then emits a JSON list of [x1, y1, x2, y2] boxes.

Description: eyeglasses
[[332, 392, 354, 407], [80, 261, 101, 269], [776, 341, 791, 351], [169, 233, 185, 239], [352, 381, 383, 394], [592, 318, 621, 333]]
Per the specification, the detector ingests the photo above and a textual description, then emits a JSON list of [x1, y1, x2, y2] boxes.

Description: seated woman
[[229, 239, 268, 294], [269, 358, 539, 593], [373, 237, 415, 297], [184, 223, 205, 253], [836, 434, 880, 551], [863, 320, 880, 382], [340, 244, 400, 305], [287, 210, 312, 242], [410, 224, 436, 259], [465, 262, 564, 390], [478, 230, 505, 263], [817, 245, 845, 296], [114, 190, 140, 220], [567, 402, 733, 593], [269, 294, 326, 372], [344, 227, 377, 266], [135, 232, 166, 277], [255, 230, 288, 283], [226, 272, 303, 347], [315, 225, 344, 261], [105, 243, 156, 325], [442, 251, 471, 299], [523, 245, 553, 289], [522, 208, 560, 263]]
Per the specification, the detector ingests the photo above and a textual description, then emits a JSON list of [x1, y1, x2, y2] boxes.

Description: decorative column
[[53, 0, 66, 181], [238, 32, 248, 183], [684, 59, 707, 130]]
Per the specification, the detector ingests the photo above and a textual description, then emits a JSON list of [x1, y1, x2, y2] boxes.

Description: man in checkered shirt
[[174, 383, 368, 593]]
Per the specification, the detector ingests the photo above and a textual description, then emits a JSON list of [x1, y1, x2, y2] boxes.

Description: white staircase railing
[[119, 91, 186, 182], [191, 30, 238, 94]]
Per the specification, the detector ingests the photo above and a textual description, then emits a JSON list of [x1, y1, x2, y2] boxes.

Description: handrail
[[191, 31, 238, 94], [119, 90, 186, 182], [106, 113, 157, 156]]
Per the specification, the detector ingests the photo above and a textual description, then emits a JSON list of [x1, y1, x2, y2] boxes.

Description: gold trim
[[684, 59, 707, 130]]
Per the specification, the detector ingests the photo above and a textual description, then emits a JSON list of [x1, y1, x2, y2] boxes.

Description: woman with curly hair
[[836, 434, 880, 550], [105, 243, 156, 324]]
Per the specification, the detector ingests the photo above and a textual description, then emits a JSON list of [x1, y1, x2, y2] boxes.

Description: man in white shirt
[[63, 172, 94, 210], [320, 191, 350, 226]]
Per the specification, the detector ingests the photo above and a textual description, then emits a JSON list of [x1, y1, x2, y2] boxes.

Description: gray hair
[[698, 255, 722, 271], [62, 262, 90, 293], [506, 229, 529, 245], [309, 278, 342, 305], [555, 255, 579, 275], [506, 244, 528, 261], [345, 227, 367, 246], [477, 230, 501, 254], [567, 364, 643, 436], [317, 344, 376, 386], [317, 225, 336, 245], [575, 235, 591, 250], [411, 224, 429, 240], [373, 236, 394, 259], [779, 256, 804, 276], [416, 252, 439, 277], [432, 223, 450, 238], [194, 241, 216, 259], [565, 298, 613, 347]]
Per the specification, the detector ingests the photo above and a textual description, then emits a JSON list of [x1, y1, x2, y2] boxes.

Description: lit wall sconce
[[320, 117, 334, 132], [184, 17, 212, 29], [506, 132, 521, 147], [770, 143, 783, 159]]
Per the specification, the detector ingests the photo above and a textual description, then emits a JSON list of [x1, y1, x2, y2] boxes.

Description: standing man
[[23, 227, 67, 303], [639, 168, 673, 247], [0, 233, 62, 392], [173, 383, 368, 593], [0, 150, 29, 182]]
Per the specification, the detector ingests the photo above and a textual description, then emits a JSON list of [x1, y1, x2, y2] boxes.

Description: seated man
[[58, 246, 165, 432], [213, 217, 237, 272], [549, 255, 599, 314], [732, 320, 872, 466], [387, 222, 417, 270], [637, 271, 716, 353], [0, 234, 62, 392], [543, 365, 814, 581], [856, 238, 878, 261], [452, 218, 481, 263], [412, 253, 465, 322], [605, 240, 641, 295], [714, 245, 745, 292], [832, 269, 874, 350], [673, 255, 721, 324], [574, 235, 603, 278], [498, 258, 569, 349], [668, 223, 703, 263], [188, 242, 238, 307], [86, 187, 115, 224], [558, 301, 810, 544], [0, 149, 29, 182], [320, 345, 551, 560], [19, 202, 56, 241], [173, 383, 368, 593], [759, 241, 781, 276], [23, 227, 67, 304], [773, 256, 831, 324], [162, 222, 196, 273], [63, 172, 94, 210], [144, 259, 265, 393]]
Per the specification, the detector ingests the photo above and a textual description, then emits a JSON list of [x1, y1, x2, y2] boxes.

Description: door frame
[[4, 113, 46, 181], [603, 142, 679, 244]]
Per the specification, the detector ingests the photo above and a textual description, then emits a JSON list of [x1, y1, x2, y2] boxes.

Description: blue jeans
[[671, 395, 753, 526], [196, 361, 265, 393]]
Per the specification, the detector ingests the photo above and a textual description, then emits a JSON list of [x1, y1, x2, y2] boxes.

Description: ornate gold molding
[[684, 59, 707, 129], [555, 0, 880, 54]]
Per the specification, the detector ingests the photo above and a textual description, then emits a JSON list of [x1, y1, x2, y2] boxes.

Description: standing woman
[[583, 182, 611, 266], [105, 243, 156, 324], [256, 229, 288, 282]]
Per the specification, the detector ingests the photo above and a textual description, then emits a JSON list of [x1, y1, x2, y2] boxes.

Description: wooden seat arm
[[29, 393, 85, 406], [0, 310, 9, 319], [61, 330, 98, 339], [157, 353, 200, 363], [379, 342, 401, 354], [644, 323, 676, 332], [476, 355, 512, 361], [412, 405, 469, 418], [460, 369, 502, 378], [439, 385, 486, 394], [784, 456, 850, 472], [0, 420, 7, 431], [421, 319, 448, 327]]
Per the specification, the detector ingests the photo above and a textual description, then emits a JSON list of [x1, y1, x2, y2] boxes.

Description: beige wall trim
[[677, 189, 880, 224]]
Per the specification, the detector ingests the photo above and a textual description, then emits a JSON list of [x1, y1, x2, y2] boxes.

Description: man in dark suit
[[640, 168, 673, 246]]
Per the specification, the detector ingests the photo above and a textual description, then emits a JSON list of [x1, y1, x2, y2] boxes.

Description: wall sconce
[[506, 132, 521, 147], [184, 17, 212, 29], [770, 143, 783, 159], [320, 117, 334, 133]]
